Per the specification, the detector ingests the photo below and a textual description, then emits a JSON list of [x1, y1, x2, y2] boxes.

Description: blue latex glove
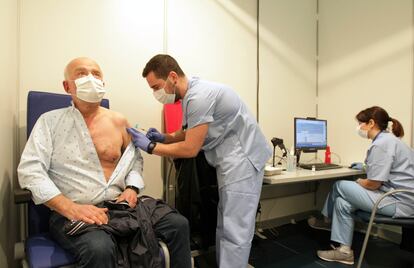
[[146, 128, 165, 143], [350, 162, 365, 170], [127, 127, 151, 152]]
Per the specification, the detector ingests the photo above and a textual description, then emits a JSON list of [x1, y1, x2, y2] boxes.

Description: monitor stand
[[295, 148, 318, 164], [295, 149, 301, 164]]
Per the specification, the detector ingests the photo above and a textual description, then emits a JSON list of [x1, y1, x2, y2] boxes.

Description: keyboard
[[299, 163, 342, 171]]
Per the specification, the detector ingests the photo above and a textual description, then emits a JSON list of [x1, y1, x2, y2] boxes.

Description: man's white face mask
[[75, 74, 105, 103], [356, 124, 368, 139], [153, 79, 176, 104]]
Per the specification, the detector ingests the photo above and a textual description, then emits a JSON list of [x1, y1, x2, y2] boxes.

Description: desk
[[263, 167, 365, 185], [259, 167, 366, 226]]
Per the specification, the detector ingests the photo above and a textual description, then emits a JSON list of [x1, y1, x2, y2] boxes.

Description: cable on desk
[[331, 152, 341, 164]]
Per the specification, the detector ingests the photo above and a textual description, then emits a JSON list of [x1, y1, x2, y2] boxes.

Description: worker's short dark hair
[[142, 54, 185, 79]]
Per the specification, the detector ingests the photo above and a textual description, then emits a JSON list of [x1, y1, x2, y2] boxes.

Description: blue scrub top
[[365, 131, 414, 217], [182, 77, 272, 188]]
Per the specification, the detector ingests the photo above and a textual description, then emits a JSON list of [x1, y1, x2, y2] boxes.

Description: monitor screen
[[294, 117, 327, 152]]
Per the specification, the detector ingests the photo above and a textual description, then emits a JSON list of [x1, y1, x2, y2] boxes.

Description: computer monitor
[[294, 117, 327, 153]]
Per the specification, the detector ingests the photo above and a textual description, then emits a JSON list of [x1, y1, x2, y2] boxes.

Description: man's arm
[[116, 147, 144, 208], [153, 123, 208, 158], [116, 116, 144, 207], [115, 110, 132, 151], [163, 129, 186, 144], [18, 115, 62, 204]]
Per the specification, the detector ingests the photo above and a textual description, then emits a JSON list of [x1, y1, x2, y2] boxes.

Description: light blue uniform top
[[365, 131, 414, 217], [182, 77, 272, 188]]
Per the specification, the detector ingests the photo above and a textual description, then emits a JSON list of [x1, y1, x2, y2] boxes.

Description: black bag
[[174, 151, 219, 249]]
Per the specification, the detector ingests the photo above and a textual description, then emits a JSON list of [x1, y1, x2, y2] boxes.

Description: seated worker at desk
[[308, 106, 414, 265], [17, 57, 191, 268]]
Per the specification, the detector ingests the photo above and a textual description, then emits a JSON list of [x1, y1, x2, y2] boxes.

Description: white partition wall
[[19, 0, 165, 197], [0, 0, 19, 266], [10, 1, 414, 257], [259, 0, 317, 151], [258, 0, 318, 221], [167, 0, 258, 112], [318, 0, 414, 165]]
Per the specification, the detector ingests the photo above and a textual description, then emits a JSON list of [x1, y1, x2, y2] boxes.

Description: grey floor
[[194, 220, 414, 268]]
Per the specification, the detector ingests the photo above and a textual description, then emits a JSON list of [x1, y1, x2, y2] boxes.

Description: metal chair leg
[[159, 241, 170, 268], [356, 215, 376, 268], [356, 189, 411, 268]]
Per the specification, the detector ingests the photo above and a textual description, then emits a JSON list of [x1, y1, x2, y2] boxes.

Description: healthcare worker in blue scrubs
[[309, 106, 414, 265], [128, 54, 272, 268]]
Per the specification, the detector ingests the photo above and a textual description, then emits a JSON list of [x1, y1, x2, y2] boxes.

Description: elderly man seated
[[18, 57, 191, 268]]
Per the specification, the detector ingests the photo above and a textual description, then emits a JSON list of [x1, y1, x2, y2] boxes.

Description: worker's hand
[[146, 128, 165, 143], [127, 127, 151, 152], [116, 188, 138, 208], [66, 203, 108, 225], [350, 162, 364, 170]]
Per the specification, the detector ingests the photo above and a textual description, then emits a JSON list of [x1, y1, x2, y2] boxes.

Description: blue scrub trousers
[[216, 169, 264, 268], [322, 180, 396, 246]]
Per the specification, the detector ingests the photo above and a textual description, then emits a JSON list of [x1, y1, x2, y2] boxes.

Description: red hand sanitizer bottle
[[325, 146, 331, 164]]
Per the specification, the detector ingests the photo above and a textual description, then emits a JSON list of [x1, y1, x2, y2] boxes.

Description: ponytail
[[356, 106, 405, 138], [390, 117, 404, 138]]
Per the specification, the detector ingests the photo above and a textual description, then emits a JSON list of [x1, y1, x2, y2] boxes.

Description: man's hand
[[127, 127, 151, 152], [46, 194, 108, 225], [146, 128, 166, 143], [66, 203, 108, 225], [116, 188, 138, 208]]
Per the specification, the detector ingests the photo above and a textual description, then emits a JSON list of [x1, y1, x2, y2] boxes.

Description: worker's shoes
[[307, 216, 331, 231], [317, 245, 354, 265]]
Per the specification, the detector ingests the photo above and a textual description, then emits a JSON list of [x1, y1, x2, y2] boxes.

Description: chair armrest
[[375, 189, 414, 208], [14, 187, 32, 204], [356, 188, 414, 268], [367, 189, 414, 224]]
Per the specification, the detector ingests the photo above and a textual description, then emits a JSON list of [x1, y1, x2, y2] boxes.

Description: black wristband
[[125, 185, 139, 194], [147, 141, 157, 154]]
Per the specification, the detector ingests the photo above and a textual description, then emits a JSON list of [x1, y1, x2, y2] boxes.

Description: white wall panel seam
[[16, 0, 21, 161], [316, 0, 319, 117], [163, 0, 168, 53], [256, 0, 260, 122], [16, 0, 26, 241], [411, 0, 414, 147]]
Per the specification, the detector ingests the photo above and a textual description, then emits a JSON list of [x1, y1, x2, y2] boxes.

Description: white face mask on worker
[[356, 124, 368, 139], [75, 74, 105, 103], [153, 80, 176, 104]]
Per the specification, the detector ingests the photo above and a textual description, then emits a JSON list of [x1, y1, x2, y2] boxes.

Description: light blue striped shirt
[[18, 105, 144, 205]]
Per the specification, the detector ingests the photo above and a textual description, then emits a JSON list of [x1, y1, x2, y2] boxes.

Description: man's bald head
[[62, 57, 104, 97], [64, 57, 103, 81]]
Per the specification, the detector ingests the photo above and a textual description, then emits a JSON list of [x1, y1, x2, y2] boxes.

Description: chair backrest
[[27, 90, 109, 235]]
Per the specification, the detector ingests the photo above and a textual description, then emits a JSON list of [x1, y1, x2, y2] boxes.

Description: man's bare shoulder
[[99, 107, 130, 127], [99, 107, 131, 147]]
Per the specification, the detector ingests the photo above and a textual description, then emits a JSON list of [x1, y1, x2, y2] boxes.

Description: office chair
[[355, 189, 414, 268], [15, 90, 169, 268]]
